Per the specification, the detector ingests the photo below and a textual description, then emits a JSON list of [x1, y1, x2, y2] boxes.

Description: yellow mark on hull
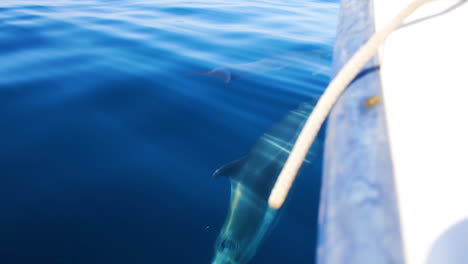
[[363, 95, 381, 108]]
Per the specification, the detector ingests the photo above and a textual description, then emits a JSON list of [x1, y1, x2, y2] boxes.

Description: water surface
[[0, 1, 338, 263]]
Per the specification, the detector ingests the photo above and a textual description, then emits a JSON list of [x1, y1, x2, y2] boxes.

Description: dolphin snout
[[211, 252, 235, 264]]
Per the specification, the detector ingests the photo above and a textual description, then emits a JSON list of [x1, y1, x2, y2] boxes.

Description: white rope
[[268, 0, 438, 210]]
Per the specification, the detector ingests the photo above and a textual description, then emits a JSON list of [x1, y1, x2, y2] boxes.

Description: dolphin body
[[196, 48, 330, 83], [211, 99, 321, 264]]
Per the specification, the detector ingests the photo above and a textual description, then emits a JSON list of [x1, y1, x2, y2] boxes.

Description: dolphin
[[211, 99, 321, 264], [194, 48, 330, 83]]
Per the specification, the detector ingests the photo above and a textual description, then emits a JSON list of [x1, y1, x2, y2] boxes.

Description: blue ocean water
[[0, 1, 337, 263]]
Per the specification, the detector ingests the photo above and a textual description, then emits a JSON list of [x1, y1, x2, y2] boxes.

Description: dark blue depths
[[0, 1, 337, 263]]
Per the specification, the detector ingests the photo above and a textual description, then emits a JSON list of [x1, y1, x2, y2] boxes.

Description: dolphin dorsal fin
[[212, 156, 247, 180]]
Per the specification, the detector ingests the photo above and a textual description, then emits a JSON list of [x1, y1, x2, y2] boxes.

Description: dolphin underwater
[[195, 48, 330, 83], [211, 99, 322, 264]]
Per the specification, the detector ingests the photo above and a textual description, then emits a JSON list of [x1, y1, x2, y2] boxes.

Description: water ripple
[[0, 0, 338, 263]]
